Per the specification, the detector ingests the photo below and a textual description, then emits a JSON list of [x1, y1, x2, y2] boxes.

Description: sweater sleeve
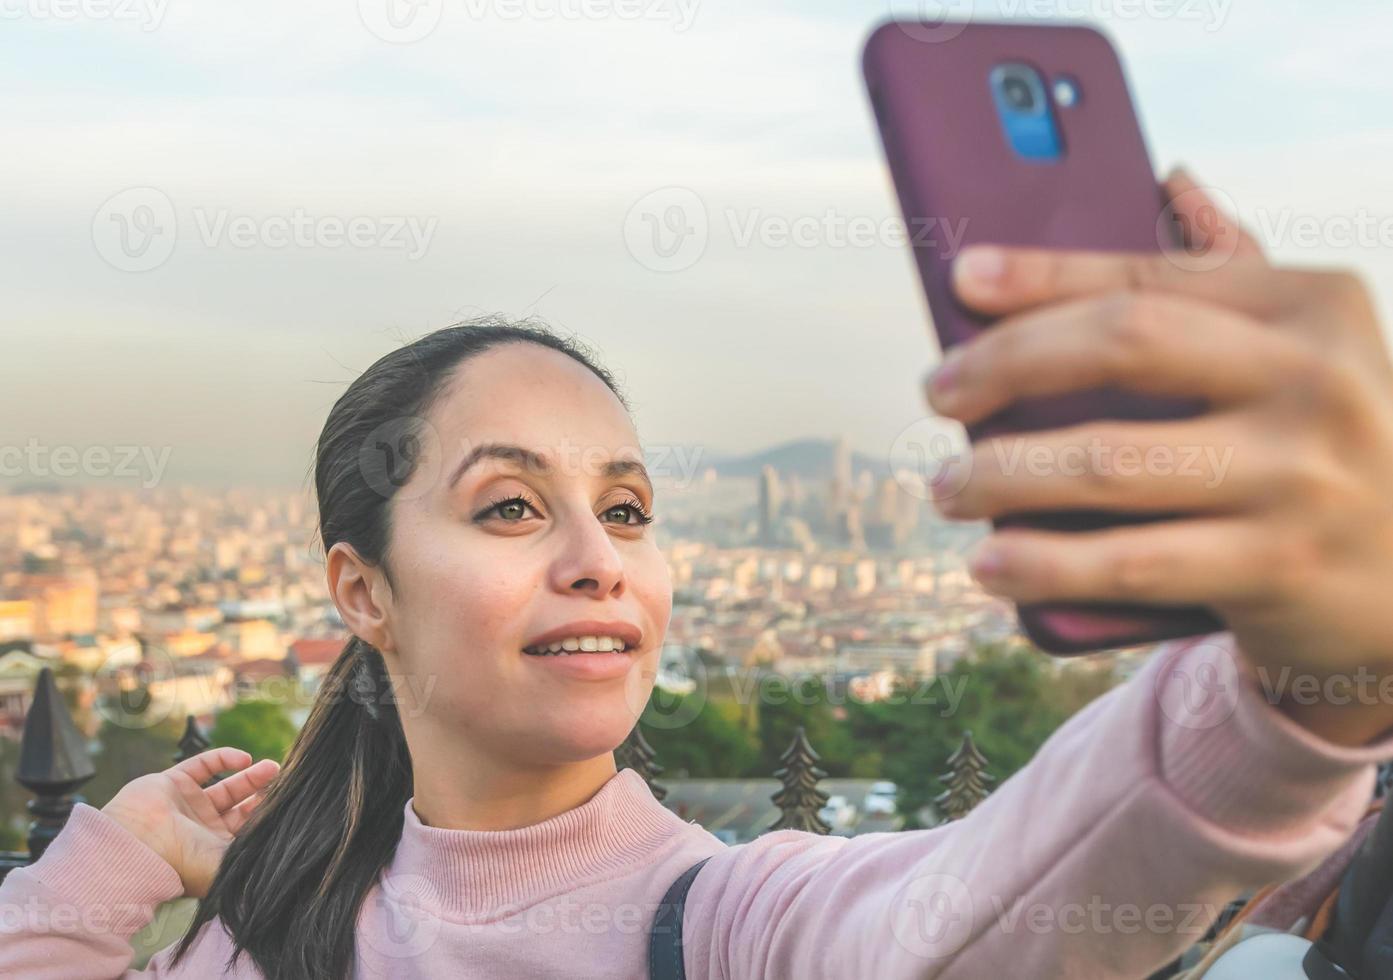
[[681, 632, 1393, 980], [0, 802, 239, 979]]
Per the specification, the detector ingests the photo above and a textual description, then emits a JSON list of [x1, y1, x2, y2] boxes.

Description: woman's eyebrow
[[447, 442, 653, 495]]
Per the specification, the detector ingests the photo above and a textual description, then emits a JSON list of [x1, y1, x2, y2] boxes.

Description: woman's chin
[[534, 715, 641, 763]]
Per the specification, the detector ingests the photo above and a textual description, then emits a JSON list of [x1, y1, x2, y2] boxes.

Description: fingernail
[[956, 245, 1007, 286], [929, 347, 965, 398], [969, 544, 1004, 579], [928, 457, 964, 500], [1167, 164, 1194, 185]]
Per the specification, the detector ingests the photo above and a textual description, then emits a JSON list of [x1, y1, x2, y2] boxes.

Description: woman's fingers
[[204, 758, 280, 815], [223, 790, 268, 836], [950, 245, 1303, 321], [926, 291, 1303, 425], [937, 416, 1256, 520], [966, 518, 1270, 607], [171, 747, 251, 788]]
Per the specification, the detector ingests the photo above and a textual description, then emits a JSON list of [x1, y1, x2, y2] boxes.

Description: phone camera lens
[[1002, 75, 1036, 112]]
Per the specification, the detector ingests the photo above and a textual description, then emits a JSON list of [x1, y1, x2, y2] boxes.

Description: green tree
[[0, 735, 27, 848], [640, 696, 761, 778], [751, 673, 859, 777], [84, 714, 186, 810], [210, 699, 297, 763]]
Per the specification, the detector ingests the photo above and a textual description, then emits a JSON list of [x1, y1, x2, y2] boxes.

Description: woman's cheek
[[634, 548, 674, 634]]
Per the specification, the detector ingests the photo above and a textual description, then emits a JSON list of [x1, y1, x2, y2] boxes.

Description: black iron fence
[[0, 665, 994, 881]]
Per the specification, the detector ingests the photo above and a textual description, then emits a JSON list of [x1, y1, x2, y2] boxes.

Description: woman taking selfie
[[3, 177, 1393, 979]]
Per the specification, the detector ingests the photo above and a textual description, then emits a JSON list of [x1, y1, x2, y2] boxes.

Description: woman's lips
[[520, 646, 635, 681]]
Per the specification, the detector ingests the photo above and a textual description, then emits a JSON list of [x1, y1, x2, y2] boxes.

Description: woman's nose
[[551, 522, 625, 598]]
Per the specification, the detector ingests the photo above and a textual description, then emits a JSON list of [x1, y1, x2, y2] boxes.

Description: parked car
[[818, 794, 857, 830], [862, 781, 898, 815]]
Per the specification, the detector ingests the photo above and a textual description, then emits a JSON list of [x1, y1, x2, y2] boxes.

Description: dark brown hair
[[168, 316, 628, 979]]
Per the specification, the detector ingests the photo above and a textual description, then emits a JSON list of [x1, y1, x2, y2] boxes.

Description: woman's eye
[[603, 500, 654, 526], [475, 494, 540, 523]]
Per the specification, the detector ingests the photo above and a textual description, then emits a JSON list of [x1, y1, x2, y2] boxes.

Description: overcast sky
[[4, 0, 1392, 490]]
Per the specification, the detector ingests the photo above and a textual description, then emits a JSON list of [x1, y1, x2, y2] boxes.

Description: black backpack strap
[[649, 856, 713, 980]]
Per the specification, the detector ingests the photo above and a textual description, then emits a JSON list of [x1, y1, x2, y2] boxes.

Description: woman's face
[[374, 342, 672, 767]]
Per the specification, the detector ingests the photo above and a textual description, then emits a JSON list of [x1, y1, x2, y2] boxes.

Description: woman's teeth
[[523, 635, 629, 656]]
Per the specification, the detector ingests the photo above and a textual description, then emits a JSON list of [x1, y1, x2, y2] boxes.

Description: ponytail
[[168, 636, 412, 980]]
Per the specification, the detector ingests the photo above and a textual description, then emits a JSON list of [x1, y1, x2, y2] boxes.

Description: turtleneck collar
[[383, 767, 684, 922]]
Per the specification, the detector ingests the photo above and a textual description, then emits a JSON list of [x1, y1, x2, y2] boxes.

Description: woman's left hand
[[924, 171, 1393, 745]]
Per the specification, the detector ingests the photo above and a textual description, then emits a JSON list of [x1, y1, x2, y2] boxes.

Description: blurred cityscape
[[0, 435, 1134, 842]]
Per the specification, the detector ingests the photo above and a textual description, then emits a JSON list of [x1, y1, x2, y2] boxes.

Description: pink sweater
[[1, 632, 1390, 979]]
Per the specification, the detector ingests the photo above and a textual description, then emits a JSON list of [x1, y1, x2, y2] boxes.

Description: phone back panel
[[863, 20, 1224, 653]]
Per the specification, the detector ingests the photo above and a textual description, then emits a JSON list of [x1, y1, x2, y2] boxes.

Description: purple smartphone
[[862, 19, 1225, 654]]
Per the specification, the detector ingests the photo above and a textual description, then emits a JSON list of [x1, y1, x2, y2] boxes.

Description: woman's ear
[[326, 541, 397, 656]]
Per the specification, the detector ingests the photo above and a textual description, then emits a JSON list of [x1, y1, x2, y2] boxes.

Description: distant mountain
[[699, 438, 894, 481]]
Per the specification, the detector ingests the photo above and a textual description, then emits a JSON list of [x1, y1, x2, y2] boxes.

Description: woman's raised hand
[[99, 747, 280, 898], [924, 170, 1393, 746]]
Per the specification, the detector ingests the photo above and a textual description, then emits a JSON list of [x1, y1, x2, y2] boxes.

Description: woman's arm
[[0, 747, 277, 979], [682, 630, 1393, 979], [0, 805, 227, 978]]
